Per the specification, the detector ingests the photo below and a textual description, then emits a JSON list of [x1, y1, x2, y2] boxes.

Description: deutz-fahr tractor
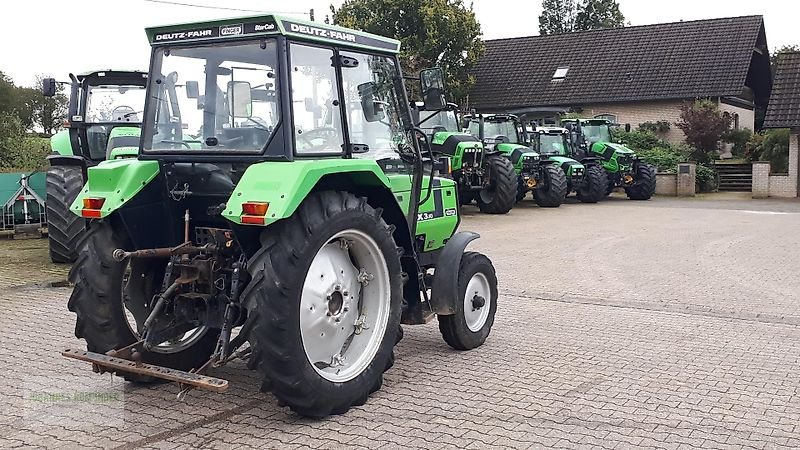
[[42, 70, 147, 262], [464, 114, 567, 207], [61, 15, 499, 418], [414, 106, 516, 214], [531, 126, 607, 203], [561, 118, 656, 200]]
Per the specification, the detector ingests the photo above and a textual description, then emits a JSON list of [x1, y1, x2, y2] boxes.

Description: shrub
[[696, 163, 718, 192], [613, 130, 670, 152], [636, 146, 687, 172], [638, 120, 671, 134], [746, 129, 790, 173], [721, 128, 752, 158], [675, 100, 731, 163]]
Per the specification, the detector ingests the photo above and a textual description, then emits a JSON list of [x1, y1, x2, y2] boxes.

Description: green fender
[[70, 159, 160, 218], [50, 130, 73, 156], [223, 159, 392, 226]]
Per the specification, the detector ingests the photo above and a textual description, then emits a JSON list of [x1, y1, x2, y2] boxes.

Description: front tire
[[47, 165, 86, 263], [534, 164, 567, 208], [438, 252, 498, 350], [476, 155, 516, 214], [243, 191, 402, 417], [67, 221, 218, 381], [576, 165, 608, 203], [625, 163, 656, 200]]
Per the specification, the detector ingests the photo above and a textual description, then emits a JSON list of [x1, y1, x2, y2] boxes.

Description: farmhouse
[[468, 16, 773, 143]]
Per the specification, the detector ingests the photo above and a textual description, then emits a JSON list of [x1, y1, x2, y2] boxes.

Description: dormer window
[[553, 66, 569, 80]]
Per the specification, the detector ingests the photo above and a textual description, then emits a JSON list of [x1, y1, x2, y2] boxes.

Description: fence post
[[676, 162, 696, 197]]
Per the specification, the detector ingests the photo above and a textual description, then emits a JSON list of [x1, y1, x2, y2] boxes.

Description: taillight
[[241, 202, 269, 225], [81, 197, 105, 218]]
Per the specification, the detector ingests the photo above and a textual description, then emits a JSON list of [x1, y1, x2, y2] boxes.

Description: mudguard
[[429, 231, 480, 315], [49, 130, 73, 156], [70, 159, 160, 218], [223, 159, 392, 226]]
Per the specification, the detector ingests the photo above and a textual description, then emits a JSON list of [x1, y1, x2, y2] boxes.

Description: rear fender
[[222, 159, 392, 226], [430, 231, 480, 315], [49, 130, 74, 156]]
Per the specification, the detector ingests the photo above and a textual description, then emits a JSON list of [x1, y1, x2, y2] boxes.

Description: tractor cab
[[532, 126, 571, 156], [43, 70, 148, 164]]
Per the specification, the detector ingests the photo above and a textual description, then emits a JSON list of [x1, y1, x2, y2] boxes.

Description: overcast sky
[[2, 0, 798, 87]]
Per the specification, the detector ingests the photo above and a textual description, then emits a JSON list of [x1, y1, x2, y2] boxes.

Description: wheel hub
[[463, 273, 492, 332]]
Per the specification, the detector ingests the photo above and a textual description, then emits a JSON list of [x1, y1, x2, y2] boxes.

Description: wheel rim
[[300, 229, 391, 383], [121, 263, 209, 354], [463, 272, 491, 332]]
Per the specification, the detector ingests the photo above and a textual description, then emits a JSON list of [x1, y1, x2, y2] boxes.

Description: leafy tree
[[771, 45, 800, 73], [538, 0, 577, 35], [675, 100, 732, 163], [331, 0, 484, 104], [575, 0, 625, 31]]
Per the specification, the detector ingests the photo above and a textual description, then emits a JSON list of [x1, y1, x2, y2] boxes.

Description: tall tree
[[575, 0, 625, 31], [331, 0, 484, 104], [538, 0, 578, 35]]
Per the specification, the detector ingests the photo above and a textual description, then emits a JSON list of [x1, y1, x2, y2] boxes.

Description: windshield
[[582, 123, 611, 143], [538, 134, 567, 155], [144, 40, 279, 152], [85, 85, 146, 123], [418, 110, 459, 136], [468, 119, 520, 144]]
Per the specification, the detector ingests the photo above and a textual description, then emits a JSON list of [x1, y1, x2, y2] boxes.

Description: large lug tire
[[625, 163, 657, 200], [67, 221, 218, 382], [46, 166, 86, 263], [576, 165, 609, 203], [605, 176, 616, 196], [534, 164, 568, 208], [476, 155, 516, 214], [243, 191, 403, 417], [459, 190, 475, 206], [438, 252, 498, 350]]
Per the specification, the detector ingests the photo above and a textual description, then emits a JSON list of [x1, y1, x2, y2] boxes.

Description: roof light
[[553, 66, 569, 80]]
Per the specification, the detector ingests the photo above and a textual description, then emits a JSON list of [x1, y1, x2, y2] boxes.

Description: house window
[[733, 113, 740, 130], [594, 114, 617, 123], [553, 66, 569, 80]]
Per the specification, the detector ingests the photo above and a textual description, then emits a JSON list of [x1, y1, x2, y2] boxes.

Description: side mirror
[[227, 81, 252, 118], [419, 68, 446, 110], [357, 82, 385, 123], [186, 81, 200, 99], [42, 78, 57, 97]]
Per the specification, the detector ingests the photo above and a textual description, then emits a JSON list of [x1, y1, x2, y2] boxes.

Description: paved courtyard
[[2, 193, 800, 449]]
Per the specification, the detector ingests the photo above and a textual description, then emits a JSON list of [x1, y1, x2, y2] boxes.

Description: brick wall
[[582, 101, 686, 143], [582, 99, 756, 144], [751, 133, 799, 198]]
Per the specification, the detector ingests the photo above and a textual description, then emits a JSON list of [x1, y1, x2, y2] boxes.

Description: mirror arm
[[411, 127, 436, 206]]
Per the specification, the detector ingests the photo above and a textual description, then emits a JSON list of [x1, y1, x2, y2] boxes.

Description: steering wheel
[[297, 127, 339, 151], [111, 105, 137, 121]]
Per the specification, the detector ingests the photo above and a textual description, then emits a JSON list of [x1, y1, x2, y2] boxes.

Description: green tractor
[[414, 106, 516, 214], [463, 114, 567, 207], [531, 126, 608, 203], [42, 70, 147, 262], [561, 118, 656, 200], [62, 15, 499, 418]]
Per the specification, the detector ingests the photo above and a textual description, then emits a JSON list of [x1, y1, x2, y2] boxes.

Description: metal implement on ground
[[561, 118, 656, 200], [61, 14, 499, 418]]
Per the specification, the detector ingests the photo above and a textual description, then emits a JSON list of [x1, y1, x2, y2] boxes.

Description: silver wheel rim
[[463, 272, 491, 332], [300, 229, 391, 383], [121, 263, 209, 354]]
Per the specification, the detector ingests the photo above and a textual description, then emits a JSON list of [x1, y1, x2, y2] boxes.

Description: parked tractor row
[[44, 13, 656, 419]]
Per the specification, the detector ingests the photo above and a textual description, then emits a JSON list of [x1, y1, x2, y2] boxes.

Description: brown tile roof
[[764, 52, 800, 129], [469, 15, 769, 111]]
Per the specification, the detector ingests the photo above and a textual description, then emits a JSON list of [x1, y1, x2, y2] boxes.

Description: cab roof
[[145, 15, 401, 54]]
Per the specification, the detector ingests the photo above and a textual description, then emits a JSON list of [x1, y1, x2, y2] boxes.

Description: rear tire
[[47, 166, 86, 263], [243, 191, 402, 417], [625, 163, 656, 200], [576, 165, 608, 203], [476, 155, 516, 214], [67, 221, 218, 381], [438, 252, 498, 350], [534, 164, 567, 208]]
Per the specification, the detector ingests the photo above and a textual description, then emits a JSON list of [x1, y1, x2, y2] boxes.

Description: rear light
[[83, 197, 105, 210], [81, 197, 105, 218], [241, 201, 269, 225]]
